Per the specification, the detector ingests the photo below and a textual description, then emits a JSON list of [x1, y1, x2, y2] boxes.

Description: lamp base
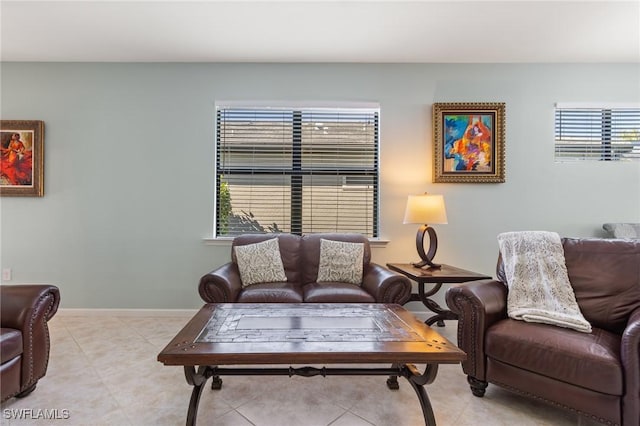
[[413, 225, 442, 269], [411, 259, 442, 269]]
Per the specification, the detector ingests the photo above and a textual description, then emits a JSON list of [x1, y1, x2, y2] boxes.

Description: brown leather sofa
[[1, 284, 60, 402], [445, 238, 640, 426], [199, 233, 411, 304]]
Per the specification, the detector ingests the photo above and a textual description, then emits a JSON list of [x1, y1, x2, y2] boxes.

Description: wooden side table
[[387, 263, 491, 327]]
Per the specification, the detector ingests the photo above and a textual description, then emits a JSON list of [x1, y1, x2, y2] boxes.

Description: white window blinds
[[555, 103, 640, 162], [215, 105, 379, 237]]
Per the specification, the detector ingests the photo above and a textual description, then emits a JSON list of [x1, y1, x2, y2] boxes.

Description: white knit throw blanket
[[497, 231, 592, 333]]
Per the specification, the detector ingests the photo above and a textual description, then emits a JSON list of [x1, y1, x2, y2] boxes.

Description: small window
[[215, 104, 379, 237], [555, 103, 640, 162]]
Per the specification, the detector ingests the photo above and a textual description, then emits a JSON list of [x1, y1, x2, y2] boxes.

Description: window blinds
[[555, 104, 640, 161], [216, 106, 379, 237]]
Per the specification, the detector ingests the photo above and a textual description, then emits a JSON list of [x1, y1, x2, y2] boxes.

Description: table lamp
[[403, 193, 448, 269]]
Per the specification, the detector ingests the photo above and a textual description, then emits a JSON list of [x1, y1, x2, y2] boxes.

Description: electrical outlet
[[2, 269, 12, 281]]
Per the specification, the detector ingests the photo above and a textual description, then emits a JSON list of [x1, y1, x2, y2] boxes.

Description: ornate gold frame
[[433, 102, 505, 183], [1, 120, 44, 196]]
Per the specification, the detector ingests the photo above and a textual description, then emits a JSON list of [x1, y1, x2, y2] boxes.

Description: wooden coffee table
[[158, 303, 465, 426]]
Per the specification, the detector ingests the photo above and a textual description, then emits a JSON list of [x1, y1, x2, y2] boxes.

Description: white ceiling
[[1, 0, 639, 63]]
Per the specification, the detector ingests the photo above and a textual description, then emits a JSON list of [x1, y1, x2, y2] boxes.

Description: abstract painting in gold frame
[[433, 102, 505, 183]]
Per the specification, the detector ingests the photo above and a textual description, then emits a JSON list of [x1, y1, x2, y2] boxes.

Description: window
[[215, 104, 379, 237], [554, 103, 640, 162]]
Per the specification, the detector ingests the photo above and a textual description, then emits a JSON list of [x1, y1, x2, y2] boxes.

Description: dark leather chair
[[199, 233, 411, 304], [446, 238, 640, 426], [1, 284, 60, 402]]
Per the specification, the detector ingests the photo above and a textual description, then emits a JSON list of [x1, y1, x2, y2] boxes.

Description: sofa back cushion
[[495, 237, 640, 334], [232, 234, 302, 285], [301, 233, 371, 285], [562, 238, 640, 334]]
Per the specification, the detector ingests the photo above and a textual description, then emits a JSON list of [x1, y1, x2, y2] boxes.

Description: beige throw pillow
[[316, 239, 364, 285], [234, 238, 287, 287]]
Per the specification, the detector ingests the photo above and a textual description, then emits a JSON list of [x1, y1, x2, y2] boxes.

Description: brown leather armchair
[[199, 233, 411, 304], [445, 238, 640, 426], [1, 284, 60, 402]]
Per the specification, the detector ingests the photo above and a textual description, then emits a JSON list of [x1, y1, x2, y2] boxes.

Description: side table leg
[[425, 315, 451, 327], [417, 283, 456, 327], [423, 296, 457, 327], [184, 366, 214, 426], [401, 363, 439, 426]]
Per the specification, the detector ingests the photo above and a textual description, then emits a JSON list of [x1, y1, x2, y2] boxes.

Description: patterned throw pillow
[[316, 239, 364, 285], [234, 238, 287, 287]]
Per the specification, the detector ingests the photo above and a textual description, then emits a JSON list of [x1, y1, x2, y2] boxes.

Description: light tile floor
[[1, 313, 602, 426]]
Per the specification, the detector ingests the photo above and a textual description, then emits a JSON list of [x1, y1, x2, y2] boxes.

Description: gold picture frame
[[1, 120, 44, 196], [433, 102, 505, 183]]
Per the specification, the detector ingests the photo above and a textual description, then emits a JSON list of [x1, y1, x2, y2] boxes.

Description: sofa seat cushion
[[237, 282, 303, 303], [0, 328, 23, 364], [303, 283, 375, 303], [486, 319, 622, 395]]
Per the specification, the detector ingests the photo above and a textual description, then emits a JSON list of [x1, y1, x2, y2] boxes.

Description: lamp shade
[[403, 194, 448, 225]]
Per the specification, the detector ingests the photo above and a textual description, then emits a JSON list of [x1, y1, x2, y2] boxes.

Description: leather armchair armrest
[[445, 280, 508, 380], [362, 263, 412, 304], [0, 284, 60, 392], [0, 284, 60, 331], [621, 307, 640, 425], [198, 263, 243, 303]]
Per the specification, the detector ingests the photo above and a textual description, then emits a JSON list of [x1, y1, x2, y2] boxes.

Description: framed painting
[[1, 120, 44, 196], [433, 102, 505, 183]]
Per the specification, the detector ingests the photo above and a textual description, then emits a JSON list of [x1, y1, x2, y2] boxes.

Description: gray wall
[[1, 63, 639, 309]]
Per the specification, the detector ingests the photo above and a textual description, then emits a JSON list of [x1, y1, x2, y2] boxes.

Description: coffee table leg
[[184, 366, 214, 426], [211, 375, 223, 390], [386, 363, 400, 390], [402, 364, 439, 426]]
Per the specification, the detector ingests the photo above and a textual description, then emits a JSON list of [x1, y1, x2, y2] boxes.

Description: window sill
[[203, 237, 389, 247], [203, 237, 233, 246]]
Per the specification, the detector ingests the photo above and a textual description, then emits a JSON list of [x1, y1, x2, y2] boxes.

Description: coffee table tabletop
[[159, 303, 464, 366], [158, 303, 465, 426]]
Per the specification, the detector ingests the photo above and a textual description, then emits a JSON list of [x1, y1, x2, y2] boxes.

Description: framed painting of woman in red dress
[[1, 120, 44, 196], [433, 103, 505, 183]]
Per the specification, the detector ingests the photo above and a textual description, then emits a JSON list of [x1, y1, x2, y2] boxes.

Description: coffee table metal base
[[183, 363, 439, 426]]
